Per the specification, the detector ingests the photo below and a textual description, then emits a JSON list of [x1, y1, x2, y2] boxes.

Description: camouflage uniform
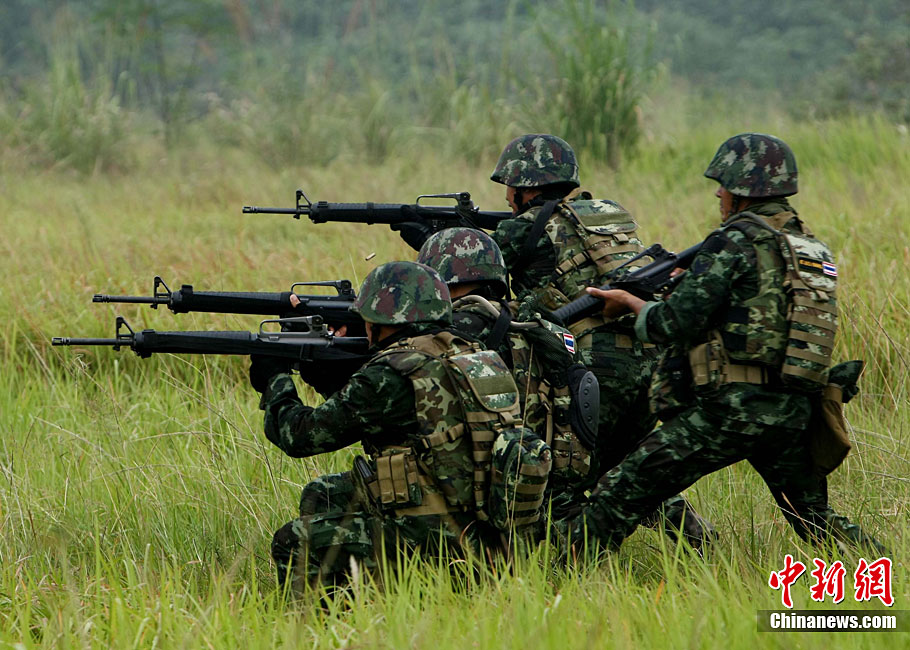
[[490, 135, 708, 542], [572, 134, 880, 550], [262, 262, 536, 592], [417, 228, 599, 517]]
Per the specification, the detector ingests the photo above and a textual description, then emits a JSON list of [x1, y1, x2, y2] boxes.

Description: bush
[[5, 43, 133, 174], [537, 0, 658, 168]]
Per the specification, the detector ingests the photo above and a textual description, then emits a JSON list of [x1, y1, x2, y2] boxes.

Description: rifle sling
[[515, 200, 558, 272], [484, 303, 514, 359]]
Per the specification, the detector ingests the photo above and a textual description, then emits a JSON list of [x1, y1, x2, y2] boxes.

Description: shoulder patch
[[559, 332, 576, 354], [702, 230, 731, 255], [689, 232, 730, 275]]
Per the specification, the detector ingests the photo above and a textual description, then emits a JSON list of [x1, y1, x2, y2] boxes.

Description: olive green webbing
[[786, 345, 832, 365], [790, 328, 835, 347]]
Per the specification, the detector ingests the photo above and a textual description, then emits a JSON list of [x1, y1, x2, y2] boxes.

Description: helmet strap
[[514, 188, 530, 214], [731, 195, 753, 215]]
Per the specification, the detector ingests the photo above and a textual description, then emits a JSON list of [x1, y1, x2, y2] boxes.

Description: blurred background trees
[[0, 0, 907, 174]]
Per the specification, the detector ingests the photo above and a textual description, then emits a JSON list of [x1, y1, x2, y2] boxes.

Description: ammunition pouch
[[356, 448, 466, 518], [688, 332, 772, 388], [809, 386, 852, 476], [809, 360, 863, 475]]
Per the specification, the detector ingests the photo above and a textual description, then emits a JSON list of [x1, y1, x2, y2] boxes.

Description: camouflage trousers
[[271, 471, 498, 593], [575, 329, 714, 547], [572, 404, 880, 550]]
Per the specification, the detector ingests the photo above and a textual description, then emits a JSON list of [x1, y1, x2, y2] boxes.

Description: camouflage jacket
[[491, 191, 645, 313], [636, 199, 812, 430], [259, 327, 433, 458]]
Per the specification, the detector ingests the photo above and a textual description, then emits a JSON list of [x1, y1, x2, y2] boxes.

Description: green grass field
[[1, 109, 908, 648]]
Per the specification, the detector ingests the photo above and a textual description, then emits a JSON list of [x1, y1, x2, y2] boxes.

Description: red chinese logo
[[809, 558, 846, 604], [768, 554, 807, 608], [769, 555, 894, 608], [854, 557, 894, 607]]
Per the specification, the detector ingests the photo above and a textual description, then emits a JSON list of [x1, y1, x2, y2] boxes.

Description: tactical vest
[[452, 296, 594, 484], [688, 211, 837, 391], [362, 331, 552, 531], [522, 194, 645, 312]]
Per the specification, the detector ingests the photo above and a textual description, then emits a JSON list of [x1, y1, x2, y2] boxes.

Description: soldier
[[572, 133, 883, 551], [489, 134, 712, 546], [416, 227, 600, 517], [250, 261, 546, 593]]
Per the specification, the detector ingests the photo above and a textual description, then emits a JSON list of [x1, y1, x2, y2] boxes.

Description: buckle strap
[[419, 423, 466, 450], [554, 250, 590, 277]]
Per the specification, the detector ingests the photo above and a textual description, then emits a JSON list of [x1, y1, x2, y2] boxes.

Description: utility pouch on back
[[560, 200, 643, 276], [810, 360, 863, 475], [488, 428, 552, 531]]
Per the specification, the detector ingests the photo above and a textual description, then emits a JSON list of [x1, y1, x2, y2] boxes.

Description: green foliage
[[1, 35, 133, 173], [4, 0, 907, 176], [635, 0, 910, 90], [538, 0, 658, 168], [816, 32, 910, 122]]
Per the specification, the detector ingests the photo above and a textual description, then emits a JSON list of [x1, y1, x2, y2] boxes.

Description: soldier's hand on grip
[[585, 287, 643, 318], [249, 355, 292, 393]]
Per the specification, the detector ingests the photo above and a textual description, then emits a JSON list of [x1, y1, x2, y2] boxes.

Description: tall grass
[[0, 99, 907, 647]]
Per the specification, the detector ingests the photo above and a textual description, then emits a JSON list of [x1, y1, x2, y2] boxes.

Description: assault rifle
[[551, 243, 703, 326], [92, 277, 365, 336], [53, 316, 370, 395], [243, 189, 512, 232]]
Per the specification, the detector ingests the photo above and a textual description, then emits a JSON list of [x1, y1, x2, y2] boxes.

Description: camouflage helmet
[[490, 134, 580, 188], [704, 133, 798, 198], [416, 227, 509, 297], [351, 261, 452, 326]]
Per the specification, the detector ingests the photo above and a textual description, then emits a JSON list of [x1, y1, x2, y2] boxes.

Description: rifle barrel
[[93, 294, 168, 304], [52, 337, 124, 346], [242, 206, 305, 215]]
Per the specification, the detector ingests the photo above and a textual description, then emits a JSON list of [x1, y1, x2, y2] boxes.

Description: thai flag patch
[[560, 332, 576, 354], [822, 261, 838, 277]]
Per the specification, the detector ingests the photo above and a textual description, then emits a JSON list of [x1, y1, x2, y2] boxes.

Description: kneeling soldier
[[251, 261, 550, 593]]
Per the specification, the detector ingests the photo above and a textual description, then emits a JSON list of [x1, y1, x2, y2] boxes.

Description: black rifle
[[551, 243, 703, 325], [53, 316, 370, 395], [243, 189, 512, 232], [92, 277, 365, 336]]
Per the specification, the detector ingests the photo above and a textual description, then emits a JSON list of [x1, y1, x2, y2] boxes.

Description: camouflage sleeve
[[260, 364, 416, 458], [634, 229, 750, 346], [492, 213, 556, 292]]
